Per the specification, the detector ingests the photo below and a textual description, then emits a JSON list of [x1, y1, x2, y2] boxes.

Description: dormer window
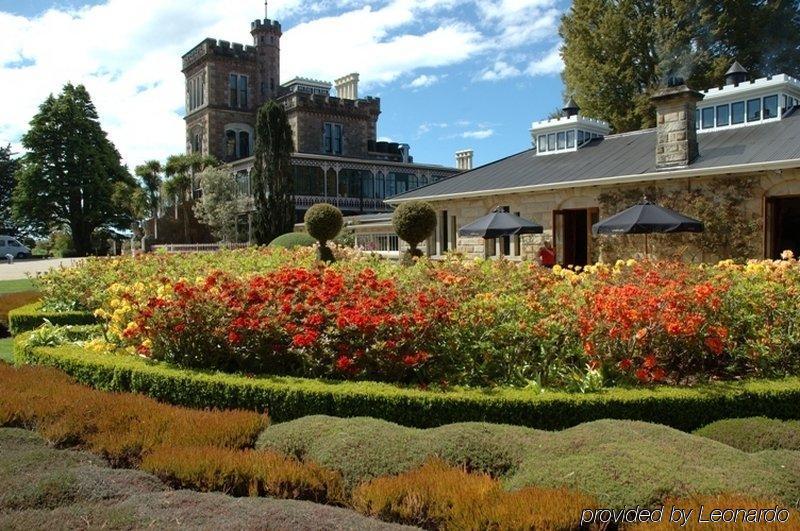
[[530, 98, 611, 155], [695, 64, 800, 133]]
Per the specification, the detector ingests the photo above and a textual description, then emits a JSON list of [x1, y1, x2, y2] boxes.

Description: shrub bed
[[0, 362, 266, 466], [352, 459, 600, 530], [15, 340, 800, 431], [694, 417, 800, 452], [257, 416, 800, 508], [8, 302, 96, 335]]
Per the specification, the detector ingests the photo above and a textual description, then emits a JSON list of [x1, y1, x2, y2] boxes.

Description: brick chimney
[[651, 84, 704, 169]]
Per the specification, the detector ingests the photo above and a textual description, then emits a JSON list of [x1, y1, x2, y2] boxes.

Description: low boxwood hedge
[[13, 338, 800, 431], [8, 303, 96, 335]]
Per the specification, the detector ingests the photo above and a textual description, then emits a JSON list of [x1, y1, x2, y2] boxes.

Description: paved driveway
[[0, 258, 83, 281]]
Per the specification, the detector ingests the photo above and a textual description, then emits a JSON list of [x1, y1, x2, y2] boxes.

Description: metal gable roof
[[388, 112, 800, 203]]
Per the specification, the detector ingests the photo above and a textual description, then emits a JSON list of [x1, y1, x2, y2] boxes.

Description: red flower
[[228, 331, 242, 344], [618, 358, 633, 370]]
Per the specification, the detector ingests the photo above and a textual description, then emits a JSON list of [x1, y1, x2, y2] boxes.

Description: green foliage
[[0, 144, 19, 235], [192, 167, 243, 242], [13, 340, 800, 432], [560, 0, 800, 133], [392, 201, 437, 256], [260, 416, 800, 509], [304, 203, 343, 244], [8, 303, 96, 336], [694, 417, 800, 452], [269, 232, 317, 249], [12, 84, 139, 255], [596, 177, 761, 261], [252, 101, 296, 245]]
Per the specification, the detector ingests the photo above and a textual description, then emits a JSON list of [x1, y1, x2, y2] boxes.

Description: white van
[[0, 236, 31, 259]]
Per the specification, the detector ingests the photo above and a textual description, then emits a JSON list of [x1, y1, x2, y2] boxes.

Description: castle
[[180, 4, 460, 238]]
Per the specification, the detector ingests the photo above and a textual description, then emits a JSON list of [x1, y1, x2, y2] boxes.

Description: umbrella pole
[[644, 234, 649, 259]]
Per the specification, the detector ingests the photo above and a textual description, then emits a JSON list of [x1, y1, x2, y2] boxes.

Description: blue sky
[[0, 0, 567, 168]]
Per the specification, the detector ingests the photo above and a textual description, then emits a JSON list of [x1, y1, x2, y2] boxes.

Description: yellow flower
[[626, 259, 636, 268]]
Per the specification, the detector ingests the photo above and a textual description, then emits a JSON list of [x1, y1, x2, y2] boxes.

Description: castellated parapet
[[182, 39, 257, 72]]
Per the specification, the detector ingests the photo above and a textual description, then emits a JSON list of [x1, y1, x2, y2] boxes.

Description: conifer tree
[[251, 100, 295, 245], [12, 84, 138, 255]]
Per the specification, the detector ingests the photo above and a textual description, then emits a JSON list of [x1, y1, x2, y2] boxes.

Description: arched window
[[223, 123, 254, 161]]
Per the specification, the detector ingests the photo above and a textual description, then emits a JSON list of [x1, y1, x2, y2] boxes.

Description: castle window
[[224, 124, 254, 161], [225, 130, 237, 160], [239, 131, 250, 158], [566, 130, 575, 148], [323, 123, 343, 155], [702, 107, 715, 129], [229, 74, 248, 109], [186, 72, 205, 113], [235, 170, 251, 196], [538, 135, 546, 152]]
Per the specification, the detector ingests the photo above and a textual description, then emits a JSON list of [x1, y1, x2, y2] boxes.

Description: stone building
[[386, 63, 800, 264], [180, 8, 458, 239]]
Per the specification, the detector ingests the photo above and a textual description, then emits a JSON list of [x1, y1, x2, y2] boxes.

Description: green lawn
[[0, 278, 35, 294], [0, 338, 12, 364]]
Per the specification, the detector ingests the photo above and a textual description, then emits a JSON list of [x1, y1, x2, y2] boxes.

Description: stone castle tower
[[181, 10, 282, 163]]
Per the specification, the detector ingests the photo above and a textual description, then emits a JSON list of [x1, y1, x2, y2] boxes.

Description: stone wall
[[418, 168, 800, 263], [282, 93, 380, 158]]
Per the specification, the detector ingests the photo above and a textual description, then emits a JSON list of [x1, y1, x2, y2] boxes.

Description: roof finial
[[265, 0, 268, 19]]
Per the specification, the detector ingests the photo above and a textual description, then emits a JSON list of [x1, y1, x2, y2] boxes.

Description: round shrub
[[392, 201, 436, 258], [304, 204, 343, 244], [268, 232, 317, 249], [694, 417, 800, 452]]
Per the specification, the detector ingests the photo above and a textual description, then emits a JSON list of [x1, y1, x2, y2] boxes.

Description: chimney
[[334, 73, 359, 100], [455, 149, 474, 171], [651, 84, 704, 169]]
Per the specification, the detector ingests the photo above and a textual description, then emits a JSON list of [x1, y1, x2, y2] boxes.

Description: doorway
[[766, 197, 800, 259], [553, 208, 598, 266]]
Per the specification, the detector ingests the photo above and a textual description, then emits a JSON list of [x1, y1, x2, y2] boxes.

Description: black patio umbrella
[[592, 198, 703, 255], [458, 207, 544, 238]]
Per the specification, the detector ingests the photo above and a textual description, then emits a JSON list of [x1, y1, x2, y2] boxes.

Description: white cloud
[[405, 74, 440, 89], [479, 60, 521, 81], [526, 44, 563, 76], [461, 129, 494, 139]]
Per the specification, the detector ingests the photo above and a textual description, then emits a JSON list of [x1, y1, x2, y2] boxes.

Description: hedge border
[[13, 337, 800, 431], [8, 302, 96, 335]]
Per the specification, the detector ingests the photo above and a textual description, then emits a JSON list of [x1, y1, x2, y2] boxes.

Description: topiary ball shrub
[[304, 203, 343, 263], [392, 201, 437, 262], [268, 232, 317, 250]]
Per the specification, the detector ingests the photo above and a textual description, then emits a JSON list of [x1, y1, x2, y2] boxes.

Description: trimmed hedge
[[14, 339, 800, 431], [8, 303, 96, 335]]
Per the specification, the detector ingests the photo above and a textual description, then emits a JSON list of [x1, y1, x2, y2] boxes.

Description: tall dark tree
[[164, 153, 217, 242], [251, 100, 295, 245], [560, 0, 800, 133], [0, 144, 19, 235], [12, 84, 137, 255]]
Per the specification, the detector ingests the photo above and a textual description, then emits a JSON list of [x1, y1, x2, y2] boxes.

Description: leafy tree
[[12, 84, 137, 255], [251, 100, 296, 245], [0, 144, 19, 235], [193, 167, 243, 242], [135, 160, 162, 240], [560, 0, 800, 133]]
